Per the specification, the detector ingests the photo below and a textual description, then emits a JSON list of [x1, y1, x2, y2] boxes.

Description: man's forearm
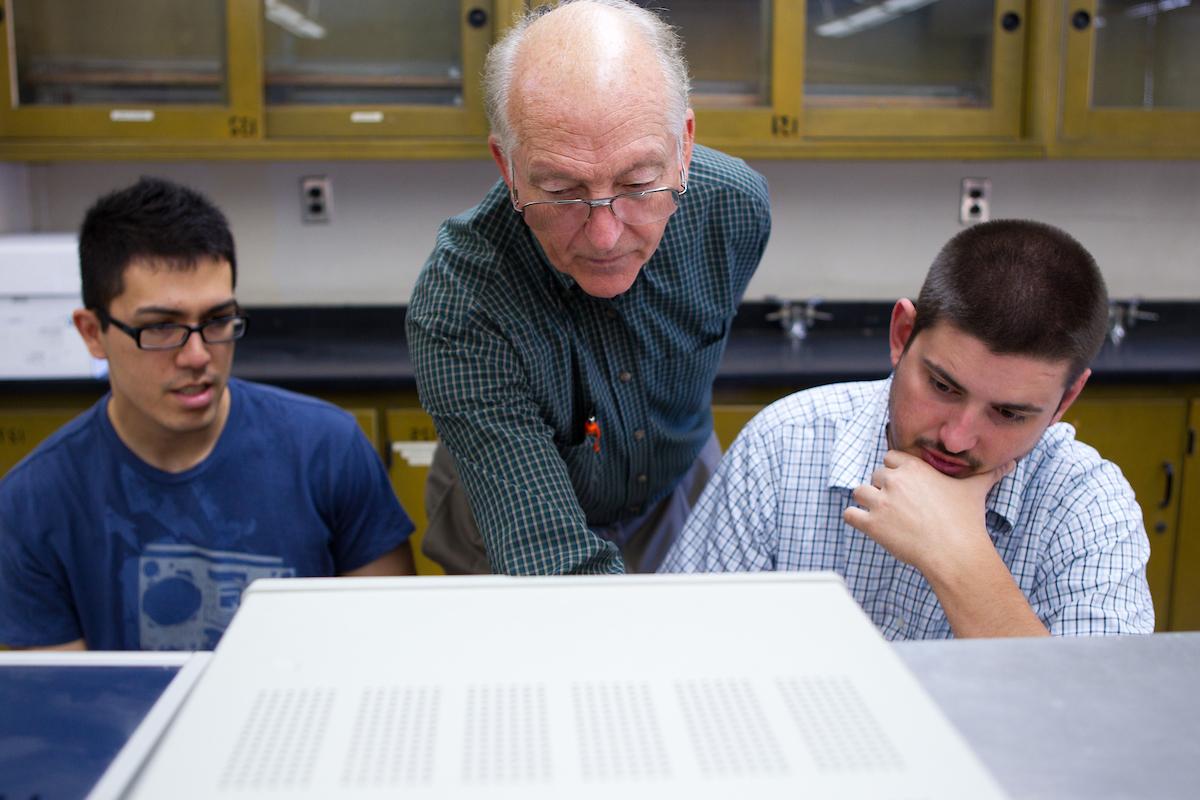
[[923, 545, 1050, 638]]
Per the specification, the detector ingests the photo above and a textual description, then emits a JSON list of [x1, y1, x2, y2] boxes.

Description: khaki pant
[[422, 433, 722, 574]]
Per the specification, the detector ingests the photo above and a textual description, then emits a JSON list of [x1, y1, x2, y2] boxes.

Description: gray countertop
[[3, 302, 1197, 394], [226, 326, 1200, 392], [895, 633, 1200, 800]]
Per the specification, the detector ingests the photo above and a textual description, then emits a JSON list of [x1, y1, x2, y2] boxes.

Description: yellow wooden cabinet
[[1061, 396, 1190, 631], [1031, 0, 1200, 157], [262, 0, 495, 140], [2, 0, 1197, 158], [712, 404, 764, 451], [1169, 399, 1200, 630], [522, 0, 803, 149], [384, 407, 445, 576], [802, 0, 1028, 141], [347, 407, 379, 452], [0, 409, 83, 475], [0, 0, 263, 141], [0, 0, 504, 157]]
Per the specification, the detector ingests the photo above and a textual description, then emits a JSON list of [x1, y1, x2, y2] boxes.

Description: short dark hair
[[79, 177, 237, 322], [911, 219, 1108, 382]]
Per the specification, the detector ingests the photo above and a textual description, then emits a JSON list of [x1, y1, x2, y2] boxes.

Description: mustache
[[914, 437, 982, 471]]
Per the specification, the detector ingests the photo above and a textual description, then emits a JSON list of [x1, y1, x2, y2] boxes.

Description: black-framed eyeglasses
[[97, 309, 249, 351], [509, 161, 688, 234]]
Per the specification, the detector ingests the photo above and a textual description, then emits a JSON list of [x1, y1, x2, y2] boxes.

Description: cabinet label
[[771, 114, 799, 137], [111, 109, 155, 122], [227, 115, 259, 138]]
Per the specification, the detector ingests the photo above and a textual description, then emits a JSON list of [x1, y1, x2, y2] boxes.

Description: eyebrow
[[527, 158, 669, 187], [921, 357, 1047, 414], [133, 298, 239, 319]]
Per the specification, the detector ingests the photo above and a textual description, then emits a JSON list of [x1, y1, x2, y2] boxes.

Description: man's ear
[[1052, 367, 1091, 424], [680, 108, 696, 180], [888, 298, 917, 368], [72, 309, 109, 360], [489, 135, 513, 192]]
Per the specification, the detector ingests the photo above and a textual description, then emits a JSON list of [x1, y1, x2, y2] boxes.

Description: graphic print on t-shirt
[[138, 543, 294, 650]]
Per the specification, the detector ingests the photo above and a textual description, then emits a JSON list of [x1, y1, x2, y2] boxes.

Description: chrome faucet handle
[[1109, 318, 1127, 347], [801, 297, 834, 325], [764, 298, 807, 341], [1108, 299, 1158, 346], [1126, 298, 1159, 327], [764, 295, 793, 322], [765, 298, 833, 341], [1107, 301, 1126, 347]]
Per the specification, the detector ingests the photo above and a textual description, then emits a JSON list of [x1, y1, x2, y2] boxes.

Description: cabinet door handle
[[1072, 10, 1092, 30], [1158, 461, 1175, 509]]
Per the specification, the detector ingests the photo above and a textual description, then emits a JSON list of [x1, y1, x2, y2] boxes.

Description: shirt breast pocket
[[559, 438, 601, 516], [654, 319, 730, 413]]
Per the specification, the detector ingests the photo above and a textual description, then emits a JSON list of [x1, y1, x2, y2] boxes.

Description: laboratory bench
[[3, 632, 1198, 799]]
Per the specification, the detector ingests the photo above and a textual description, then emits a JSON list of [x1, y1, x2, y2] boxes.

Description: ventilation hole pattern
[[461, 683, 551, 785], [340, 686, 441, 787], [777, 676, 905, 772], [571, 681, 671, 782], [218, 687, 335, 790], [675, 679, 787, 777]]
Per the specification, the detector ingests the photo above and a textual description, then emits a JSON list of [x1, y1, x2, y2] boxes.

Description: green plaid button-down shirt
[[408, 144, 771, 575]]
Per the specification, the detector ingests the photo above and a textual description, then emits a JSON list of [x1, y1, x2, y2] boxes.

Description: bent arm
[[15, 638, 86, 651], [922, 546, 1050, 637], [409, 297, 620, 575], [661, 415, 778, 572], [340, 542, 415, 577], [1034, 467, 1155, 635]]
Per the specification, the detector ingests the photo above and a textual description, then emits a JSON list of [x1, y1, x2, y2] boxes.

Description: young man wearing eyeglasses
[[407, 0, 771, 575], [0, 177, 416, 651]]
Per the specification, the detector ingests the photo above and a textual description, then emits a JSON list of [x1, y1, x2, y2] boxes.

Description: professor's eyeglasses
[[509, 163, 687, 234]]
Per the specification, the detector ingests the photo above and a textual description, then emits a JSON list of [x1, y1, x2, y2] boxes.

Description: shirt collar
[[826, 375, 1027, 533], [828, 378, 891, 492]]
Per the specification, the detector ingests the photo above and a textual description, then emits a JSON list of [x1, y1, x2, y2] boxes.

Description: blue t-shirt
[[0, 378, 413, 650]]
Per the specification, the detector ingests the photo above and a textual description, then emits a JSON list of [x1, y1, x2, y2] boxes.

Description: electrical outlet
[[959, 178, 990, 225], [300, 176, 332, 224]]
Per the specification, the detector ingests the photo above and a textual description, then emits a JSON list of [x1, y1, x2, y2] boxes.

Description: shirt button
[[605, 307, 617, 319], [618, 370, 632, 383], [637, 473, 648, 484], [633, 429, 646, 441], [628, 504, 639, 513]]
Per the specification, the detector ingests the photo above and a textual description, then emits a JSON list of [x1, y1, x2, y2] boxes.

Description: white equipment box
[[124, 573, 1007, 799], [0, 233, 103, 378]]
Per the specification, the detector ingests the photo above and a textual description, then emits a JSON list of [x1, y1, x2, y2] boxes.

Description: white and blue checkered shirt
[[662, 379, 1154, 639]]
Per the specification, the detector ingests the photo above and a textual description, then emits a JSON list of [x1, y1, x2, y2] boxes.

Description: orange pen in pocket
[[584, 415, 601, 454]]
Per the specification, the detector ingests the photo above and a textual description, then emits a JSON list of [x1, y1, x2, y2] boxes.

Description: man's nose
[[175, 330, 213, 369], [583, 204, 624, 251], [939, 408, 981, 455]]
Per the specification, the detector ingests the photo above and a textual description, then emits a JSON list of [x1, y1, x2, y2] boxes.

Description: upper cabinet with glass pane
[[803, 0, 1028, 139], [1059, 0, 1200, 153], [0, 0, 262, 140], [2, 0, 1197, 158], [628, 0, 803, 145], [263, 0, 494, 138], [521, 0, 803, 146]]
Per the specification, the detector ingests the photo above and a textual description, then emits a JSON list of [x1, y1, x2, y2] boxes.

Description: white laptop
[[123, 572, 1006, 799]]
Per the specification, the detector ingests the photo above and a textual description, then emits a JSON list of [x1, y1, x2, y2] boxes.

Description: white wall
[[0, 163, 33, 233], [9, 157, 1200, 303]]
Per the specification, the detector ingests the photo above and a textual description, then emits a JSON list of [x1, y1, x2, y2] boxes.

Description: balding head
[[485, 0, 690, 156]]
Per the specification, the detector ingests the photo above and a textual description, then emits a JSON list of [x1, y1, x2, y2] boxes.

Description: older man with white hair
[[407, 0, 771, 575]]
